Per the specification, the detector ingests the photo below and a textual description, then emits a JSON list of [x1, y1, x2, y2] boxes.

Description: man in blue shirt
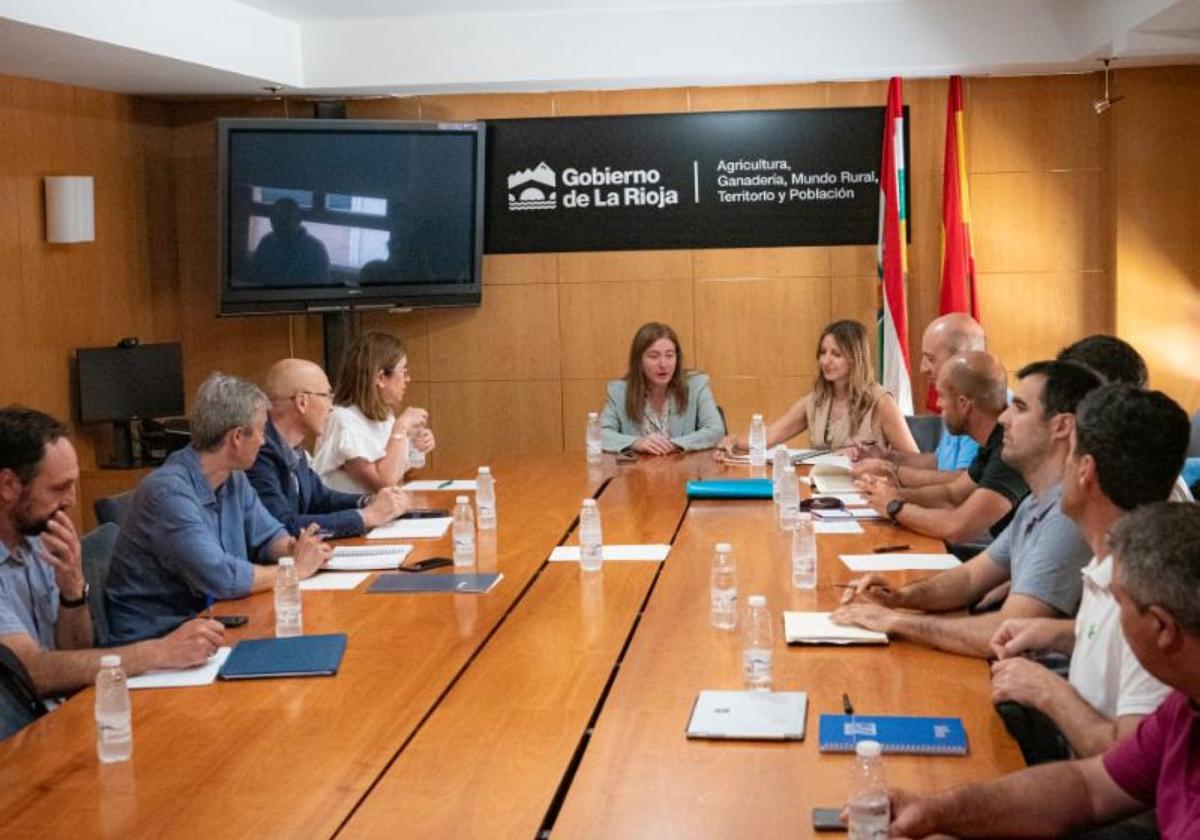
[[248, 359, 408, 538], [0, 407, 224, 703], [106, 374, 330, 644]]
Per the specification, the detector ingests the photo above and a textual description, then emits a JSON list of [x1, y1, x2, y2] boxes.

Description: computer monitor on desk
[[76, 341, 185, 468]]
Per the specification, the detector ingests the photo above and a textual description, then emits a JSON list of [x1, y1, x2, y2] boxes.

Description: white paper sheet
[[818, 492, 869, 505], [402, 480, 478, 492], [299, 572, 371, 591], [548, 544, 671, 562], [839, 553, 961, 572], [366, 517, 452, 540], [806, 453, 853, 470], [766, 448, 824, 463], [783, 612, 889, 644], [127, 647, 231, 690], [814, 520, 864, 534], [325, 544, 413, 571], [849, 508, 885, 520]]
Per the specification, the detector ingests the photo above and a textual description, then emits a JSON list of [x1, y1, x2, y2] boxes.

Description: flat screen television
[[218, 118, 486, 315]]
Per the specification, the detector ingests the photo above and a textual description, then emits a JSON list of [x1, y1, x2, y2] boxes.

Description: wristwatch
[[59, 583, 89, 609], [886, 498, 907, 524]]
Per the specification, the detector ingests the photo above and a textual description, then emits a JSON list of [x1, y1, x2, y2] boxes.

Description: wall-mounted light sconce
[[44, 175, 95, 243]]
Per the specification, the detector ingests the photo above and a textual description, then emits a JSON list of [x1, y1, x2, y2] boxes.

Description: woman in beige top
[[717, 319, 918, 455]]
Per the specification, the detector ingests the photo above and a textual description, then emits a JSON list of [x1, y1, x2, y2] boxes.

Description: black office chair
[[81, 522, 121, 647], [94, 491, 134, 528], [0, 643, 46, 742], [904, 415, 943, 454]]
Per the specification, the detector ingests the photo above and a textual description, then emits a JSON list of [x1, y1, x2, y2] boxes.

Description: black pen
[[843, 692, 855, 716], [873, 544, 911, 553]]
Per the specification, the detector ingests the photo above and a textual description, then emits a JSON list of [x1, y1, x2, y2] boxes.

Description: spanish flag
[[930, 75, 979, 411], [877, 76, 914, 416]]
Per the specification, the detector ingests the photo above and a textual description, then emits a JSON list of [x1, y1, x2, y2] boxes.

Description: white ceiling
[[0, 0, 1198, 97]]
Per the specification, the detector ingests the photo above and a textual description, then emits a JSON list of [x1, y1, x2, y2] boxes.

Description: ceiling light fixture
[[1094, 59, 1124, 114]]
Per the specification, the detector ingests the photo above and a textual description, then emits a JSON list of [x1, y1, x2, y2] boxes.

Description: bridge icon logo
[[508, 162, 557, 211]]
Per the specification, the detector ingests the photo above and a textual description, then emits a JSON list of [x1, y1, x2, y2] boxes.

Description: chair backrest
[[94, 491, 135, 527], [81, 522, 121, 648], [905, 415, 944, 454], [0, 643, 46, 742], [1189, 412, 1200, 458]]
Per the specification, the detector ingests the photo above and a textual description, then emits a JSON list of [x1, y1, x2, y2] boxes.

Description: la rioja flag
[[876, 77, 914, 416]]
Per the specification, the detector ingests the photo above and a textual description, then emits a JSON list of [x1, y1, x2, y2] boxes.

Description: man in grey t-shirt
[[832, 361, 1100, 659]]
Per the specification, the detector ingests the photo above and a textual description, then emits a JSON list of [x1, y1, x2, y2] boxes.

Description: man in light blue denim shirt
[[106, 374, 330, 644]]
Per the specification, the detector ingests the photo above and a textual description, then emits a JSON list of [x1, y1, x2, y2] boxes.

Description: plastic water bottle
[[95, 655, 132, 763], [274, 556, 302, 637], [579, 499, 604, 571], [748, 414, 767, 466], [848, 740, 890, 840], [772, 445, 789, 501], [777, 468, 800, 530], [742, 594, 773, 691], [586, 412, 603, 464], [709, 542, 737, 630], [452, 495, 476, 568], [475, 466, 496, 530], [792, 513, 818, 589], [407, 434, 426, 469]]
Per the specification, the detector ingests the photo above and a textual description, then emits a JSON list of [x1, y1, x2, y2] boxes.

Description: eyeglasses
[[296, 390, 334, 401]]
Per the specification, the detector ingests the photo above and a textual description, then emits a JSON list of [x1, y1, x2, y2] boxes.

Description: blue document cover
[[218, 633, 347, 680], [367, 572, 503, 594], [818, 714, 967, 755], [686, 479, 773, 499]]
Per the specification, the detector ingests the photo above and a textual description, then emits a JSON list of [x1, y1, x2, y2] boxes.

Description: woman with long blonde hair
[[717, 319, 917, 455]]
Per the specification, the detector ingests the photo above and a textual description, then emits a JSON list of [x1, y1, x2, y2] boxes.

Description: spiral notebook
[[818, 714, 967, 755]]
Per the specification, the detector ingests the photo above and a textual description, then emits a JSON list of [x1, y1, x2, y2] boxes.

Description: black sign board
[[484, 107, 907, 254]]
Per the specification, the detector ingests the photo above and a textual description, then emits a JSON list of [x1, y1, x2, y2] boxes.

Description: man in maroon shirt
[[880, 501, 1199, 839]]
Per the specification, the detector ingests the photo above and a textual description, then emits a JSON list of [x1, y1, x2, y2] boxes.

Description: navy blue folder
[[818, 714, 968, 755], [218, 633, 347, 680], [685, 479, 774, 499]]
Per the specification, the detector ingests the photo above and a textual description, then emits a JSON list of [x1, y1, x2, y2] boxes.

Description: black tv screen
[[77, 343, 185, 423], [218, 119, 486, 315]]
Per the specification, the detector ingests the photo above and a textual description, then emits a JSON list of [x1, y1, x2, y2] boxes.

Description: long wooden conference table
[[0, 452, 1023, 838]]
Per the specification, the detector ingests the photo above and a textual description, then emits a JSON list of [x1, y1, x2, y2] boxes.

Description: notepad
[[810, 462, 858, 494], [402, 480, 477, 492], [783, 612, 888, 645], [548, 544, 671, 562], [686, 479, 774, 499], [822, 492, 869, 505], [299, 572, 371, 591], [840, 553, 960, 572], [849, 508, 885, 520], [818, 714, 968, 755], [813, 520, 864, 534], [366, 517, 452, 540], [218, 634, 347, 680], [687, 690, 808, 741], [367, 572, 503, 594], [325, 544, 414, 571], [128, 647, 231, 689]]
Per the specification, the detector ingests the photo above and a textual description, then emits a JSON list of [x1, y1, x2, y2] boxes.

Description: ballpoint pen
[[206, 593, 214, 620], [437, 479, 453, 489]]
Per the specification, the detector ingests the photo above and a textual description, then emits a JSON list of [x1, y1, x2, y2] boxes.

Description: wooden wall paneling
[[483, 253, 558, 286], [1114, 67, 1200, 413], [425, 283, 560, 381], [829, 275, 878, 330], [977, 271, 1110, 371], [686, 82, 828, 112], [558, 249, 692, 284], [416, 92, 556, 121], [344, 97, 422, 121], [358, 309, 433, 384], [703, 375, 813, 446], [692, 276, 830, 377], [972, 170, 1105, 274], [561, 378, 610, 452], [826, 79, 889, 108], [553, 87, 691, 117], [967, 74, 1104, 174], [692, 246, 829, 279], [0, 77, 32, 409], [429, 380, 562, 462], [558, 278, 695, 380]]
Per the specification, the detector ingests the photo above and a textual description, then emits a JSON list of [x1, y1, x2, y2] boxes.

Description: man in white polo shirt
[[989, 384, 1191, 761]]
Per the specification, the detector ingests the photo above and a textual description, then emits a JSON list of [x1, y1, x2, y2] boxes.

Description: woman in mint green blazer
[[601, 322, 725, 454]]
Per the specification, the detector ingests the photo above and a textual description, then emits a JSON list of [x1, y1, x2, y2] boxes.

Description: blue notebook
[[686, 479, 773, 500], [367, 572, 503, 594], [218, 633, 347, 680], [818, 714, 968, 755]]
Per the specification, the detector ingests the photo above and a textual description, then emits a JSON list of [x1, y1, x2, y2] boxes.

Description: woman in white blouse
[[313, 331, 435, 493]]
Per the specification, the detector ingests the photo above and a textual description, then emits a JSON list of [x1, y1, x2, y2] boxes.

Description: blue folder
[[218, 633, 347, 680], [818, 714, 967, 755], [686, 479, 774, 500], [367, 572, 503, 594]]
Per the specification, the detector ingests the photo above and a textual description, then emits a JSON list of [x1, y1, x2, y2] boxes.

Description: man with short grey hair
[[106, 373, 330, 643]]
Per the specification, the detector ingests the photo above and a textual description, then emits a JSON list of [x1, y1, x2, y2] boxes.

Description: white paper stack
[[783, 612, 889, 645], [402, 480, 477, 492], [839, 553, 960, 572], [127, 648, 231, 690], [299, 572, 371, 591], [367, 517, 453, 540]]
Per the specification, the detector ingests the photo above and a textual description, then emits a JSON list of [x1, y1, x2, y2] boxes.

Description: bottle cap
[[100, 654, 121, 669], [855, 740, 882, 758], [456, 495, 469, 504], [478, 466, 490, 474], [752, 413, 763, 421], [715, 542, 732, 553], [587, 411, 598, 419], [748, 594, 766, 607], [582, 498, 597, 507], [279, 556, 294, 567]]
